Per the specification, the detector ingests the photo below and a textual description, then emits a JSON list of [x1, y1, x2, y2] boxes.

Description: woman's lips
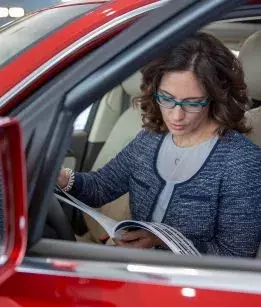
[[170, 123, 185, 130]]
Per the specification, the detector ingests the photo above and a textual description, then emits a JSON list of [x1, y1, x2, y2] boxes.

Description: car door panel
[[64, 130, 88, 171]]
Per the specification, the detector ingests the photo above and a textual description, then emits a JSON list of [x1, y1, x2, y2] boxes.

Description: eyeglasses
[[154, 92, 209, 113]]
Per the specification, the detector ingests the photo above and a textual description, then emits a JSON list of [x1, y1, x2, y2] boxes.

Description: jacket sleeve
[[205, 143, 261, 257], [70, 130, 145, 207]]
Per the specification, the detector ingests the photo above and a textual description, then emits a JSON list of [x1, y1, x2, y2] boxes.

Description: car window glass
[[231, 49, 239, 56], [0, 4, 101, 68], [74, 104, 93, 131]]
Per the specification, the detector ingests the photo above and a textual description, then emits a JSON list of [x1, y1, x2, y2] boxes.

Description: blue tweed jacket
[[72, 129, 261, 257]]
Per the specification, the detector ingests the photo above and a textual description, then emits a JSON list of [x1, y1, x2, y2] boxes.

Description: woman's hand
[[57, 167, 70, 189], [113, 229, 163, 249]]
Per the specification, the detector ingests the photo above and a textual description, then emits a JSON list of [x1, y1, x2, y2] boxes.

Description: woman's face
[[159, 71, 211, 139]]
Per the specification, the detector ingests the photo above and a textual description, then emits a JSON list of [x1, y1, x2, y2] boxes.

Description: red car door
[[0, 118, 27, 286]]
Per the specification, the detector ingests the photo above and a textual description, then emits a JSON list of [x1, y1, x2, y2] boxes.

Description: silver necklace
[[174, 156, 181, 165], [174, 152, 184, 165], [172, 135, 185, 165]]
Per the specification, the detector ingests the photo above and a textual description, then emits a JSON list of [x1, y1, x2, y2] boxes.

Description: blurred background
[[0, 0, 68, 26]]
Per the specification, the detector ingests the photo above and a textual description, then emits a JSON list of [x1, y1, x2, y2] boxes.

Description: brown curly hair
[[133, 32, 251, 134]]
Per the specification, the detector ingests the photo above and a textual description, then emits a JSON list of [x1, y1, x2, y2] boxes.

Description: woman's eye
[[161, 96, 171, 101], [187, 101, 200, 105]]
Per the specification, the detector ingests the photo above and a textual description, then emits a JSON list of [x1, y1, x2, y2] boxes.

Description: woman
[[58, 32, 261, 257]]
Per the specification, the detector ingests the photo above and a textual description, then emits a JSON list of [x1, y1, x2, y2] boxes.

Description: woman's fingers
[[121, 229, 148, 241], [113, 231, 160, 249]]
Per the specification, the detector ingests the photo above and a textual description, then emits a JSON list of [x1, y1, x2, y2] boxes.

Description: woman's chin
[[169, 128, 187, 136]]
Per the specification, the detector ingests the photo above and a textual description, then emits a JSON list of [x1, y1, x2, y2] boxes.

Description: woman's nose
[[169, 105, 185, 121]]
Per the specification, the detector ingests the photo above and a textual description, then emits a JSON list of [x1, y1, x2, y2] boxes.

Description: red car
[[0, 0, 261, 306]]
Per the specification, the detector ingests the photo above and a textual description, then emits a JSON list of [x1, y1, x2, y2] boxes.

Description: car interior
[[58, 17, 261, 257]]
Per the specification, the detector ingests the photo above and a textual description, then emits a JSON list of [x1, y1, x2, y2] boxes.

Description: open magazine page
[[152, 223, 200, 254], [55, 188, 200, 256], [114, 220, 200, 255], [55, 193, 118, 237]]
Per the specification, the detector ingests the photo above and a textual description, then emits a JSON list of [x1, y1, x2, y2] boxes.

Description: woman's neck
[[172, 121, 219, 148]]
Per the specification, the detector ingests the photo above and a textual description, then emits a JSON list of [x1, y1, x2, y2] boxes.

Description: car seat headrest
[[121, 71, 142, 97], [239, 31, 261, 101]]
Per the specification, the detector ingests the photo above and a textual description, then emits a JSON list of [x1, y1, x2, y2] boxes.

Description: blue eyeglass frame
[[153, 92, 209, 110]]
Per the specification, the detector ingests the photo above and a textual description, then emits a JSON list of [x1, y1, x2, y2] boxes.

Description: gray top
[[152, 133, 218, 222]]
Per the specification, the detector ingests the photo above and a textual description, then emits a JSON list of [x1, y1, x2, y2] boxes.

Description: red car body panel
[[1, 272, 261, 307], [0, 118, 27, 285], [1, 0, 261, 306]]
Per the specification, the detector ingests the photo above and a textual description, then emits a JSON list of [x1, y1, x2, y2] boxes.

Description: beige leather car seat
[[81, 72, 143, 243], [239, 31, 261, 147], [239, 32, 261, 258]]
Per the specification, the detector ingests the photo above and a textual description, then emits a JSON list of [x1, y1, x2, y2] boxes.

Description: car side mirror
[[0, 117, 27, 285]]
